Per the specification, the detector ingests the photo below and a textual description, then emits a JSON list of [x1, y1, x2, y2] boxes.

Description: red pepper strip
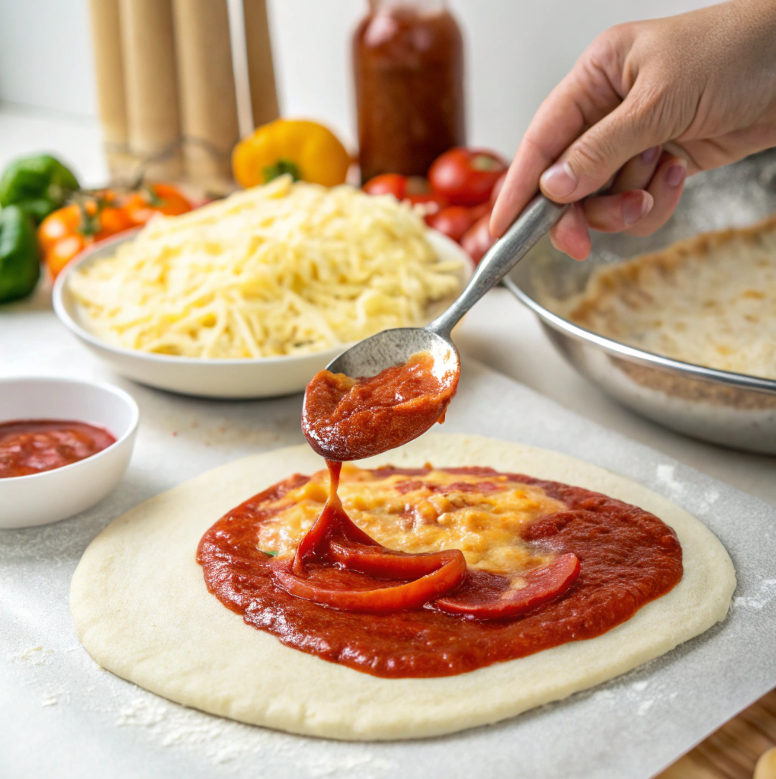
[[435, 552, 580, 620], [273, 549, 466, 614], [329, 541, 462, 578]]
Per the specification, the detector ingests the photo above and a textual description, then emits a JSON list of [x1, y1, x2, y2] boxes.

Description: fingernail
[[639, 146, 660, 164], [623, 191, 654, 226], [541, 161, 577, 198], [666, 160, 687, 188]]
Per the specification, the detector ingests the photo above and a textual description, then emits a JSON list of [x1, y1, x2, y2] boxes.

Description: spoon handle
[[427, 195, 568, 338]]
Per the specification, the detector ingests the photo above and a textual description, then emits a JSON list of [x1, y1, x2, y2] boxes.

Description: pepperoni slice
[[435, 552, 580, 619], [328, 541, 460, 578]]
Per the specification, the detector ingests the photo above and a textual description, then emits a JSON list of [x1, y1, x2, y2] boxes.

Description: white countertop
[[1, 104, 773, 507]]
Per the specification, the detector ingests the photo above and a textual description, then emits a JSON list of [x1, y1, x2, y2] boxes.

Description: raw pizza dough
[[70, 434, 736, 741]]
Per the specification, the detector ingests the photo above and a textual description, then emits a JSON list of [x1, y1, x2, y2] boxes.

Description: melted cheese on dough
[[256, 466, 567, 575], [69, 177, 463, 359]]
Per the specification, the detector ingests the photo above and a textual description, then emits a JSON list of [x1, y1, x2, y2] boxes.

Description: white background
[[0, 0, 709, 157]]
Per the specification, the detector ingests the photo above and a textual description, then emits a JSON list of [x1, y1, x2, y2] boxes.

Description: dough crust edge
[[70, 433, 736, 741]]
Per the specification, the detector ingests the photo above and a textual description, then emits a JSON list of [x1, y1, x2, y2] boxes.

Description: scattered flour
[[116, 696, 267, 764], [116, 694, 393, 777], [655, 464, 719, 512], [734, 579, 776, 611], [7, 646, 54, 666], [656, 465, 684, 498], [42, 695, 58, 708], [637, 700, 654, 716]]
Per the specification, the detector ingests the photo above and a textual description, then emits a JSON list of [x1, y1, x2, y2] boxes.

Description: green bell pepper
[[0, 154, 79, 224], [0, 205, 40, 303]]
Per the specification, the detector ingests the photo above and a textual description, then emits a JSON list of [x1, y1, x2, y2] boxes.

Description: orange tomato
[[46, 233, 91, 280], [94, 203, 133, 241], [38, 185, 192, 279], [39, 190, 133, 279], [38, 205, 81, 253], [123, 183, 192, 226]]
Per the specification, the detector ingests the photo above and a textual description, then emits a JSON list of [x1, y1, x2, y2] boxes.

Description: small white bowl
[[52, 230, 473, 399], [0, 377, 139, 529]]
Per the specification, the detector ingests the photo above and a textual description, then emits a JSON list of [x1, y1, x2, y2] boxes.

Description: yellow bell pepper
[[232, 119, 351, 188]]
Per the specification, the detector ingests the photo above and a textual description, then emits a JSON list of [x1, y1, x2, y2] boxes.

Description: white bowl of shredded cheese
[[53, 178, 472, 399]]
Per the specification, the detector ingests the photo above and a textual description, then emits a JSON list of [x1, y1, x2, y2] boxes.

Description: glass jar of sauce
[[353, 0, 466, 183]]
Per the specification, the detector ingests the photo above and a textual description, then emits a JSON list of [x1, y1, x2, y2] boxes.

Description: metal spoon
[[326, 195, 568, 379]]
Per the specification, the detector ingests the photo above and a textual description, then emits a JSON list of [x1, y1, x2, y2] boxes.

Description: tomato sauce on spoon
[[301, 350, 459, 462]]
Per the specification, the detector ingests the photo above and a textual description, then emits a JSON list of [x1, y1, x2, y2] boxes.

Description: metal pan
[[505, 149, 776, 454]]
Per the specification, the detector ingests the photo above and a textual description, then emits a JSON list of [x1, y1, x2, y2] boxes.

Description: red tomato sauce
[[197, 466, 683, 679], [0, 419, 116, 479], [353, 5, 465, 181]]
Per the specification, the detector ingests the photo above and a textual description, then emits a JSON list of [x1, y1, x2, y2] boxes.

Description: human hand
[[490, 0, 776, 259]]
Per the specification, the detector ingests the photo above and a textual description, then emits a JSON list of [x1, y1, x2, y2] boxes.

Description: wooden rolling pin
[[118, 0, 182, 180], [243, 0, 279, 129], [88, 0, 131, 177], [172, 0, 240, 191]]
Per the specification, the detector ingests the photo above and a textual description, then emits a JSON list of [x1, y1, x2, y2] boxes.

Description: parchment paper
[[2, 322, 775, 779]]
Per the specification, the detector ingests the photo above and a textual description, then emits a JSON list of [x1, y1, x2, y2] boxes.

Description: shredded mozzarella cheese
[[69, 177, 463, 359]]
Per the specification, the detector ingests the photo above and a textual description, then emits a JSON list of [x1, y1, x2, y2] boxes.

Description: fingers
[[491, 31, 628, 237], [624, 154, 687, 236], [489, 89, 588, 238], [550, 190, 654, 258], [611, 146, 661, 193], [539, 92, 666, 203], [583, 190, 654, 233], [549, 204, 592, 261], [550, 153, 687, 257]]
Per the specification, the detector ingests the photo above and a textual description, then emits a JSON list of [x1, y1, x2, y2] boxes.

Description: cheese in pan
[[68, 177, 463, 359]]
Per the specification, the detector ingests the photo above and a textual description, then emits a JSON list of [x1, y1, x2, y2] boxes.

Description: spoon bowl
[[325, 327, 459, 379]]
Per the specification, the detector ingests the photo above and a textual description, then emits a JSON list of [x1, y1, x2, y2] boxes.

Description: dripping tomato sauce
[[197, 465, 683, 678], [293, 351, 470, 616], [0, 419, 116, 479]]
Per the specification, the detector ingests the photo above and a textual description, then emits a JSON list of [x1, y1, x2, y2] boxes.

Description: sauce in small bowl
[[0, 378, 139, 529], [0, 419, 116, 479]]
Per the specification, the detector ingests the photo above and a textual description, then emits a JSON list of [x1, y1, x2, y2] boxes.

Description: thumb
[[540, 95, 665, 202]]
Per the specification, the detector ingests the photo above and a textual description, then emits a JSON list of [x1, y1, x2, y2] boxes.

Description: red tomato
[[426, 204, 488, 243], [461, 212, 497, 265], [429, 148, 508, 206], [405, 192, 448, 222], [123, 183, 192, 226], [362, 174, 409, 199]]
